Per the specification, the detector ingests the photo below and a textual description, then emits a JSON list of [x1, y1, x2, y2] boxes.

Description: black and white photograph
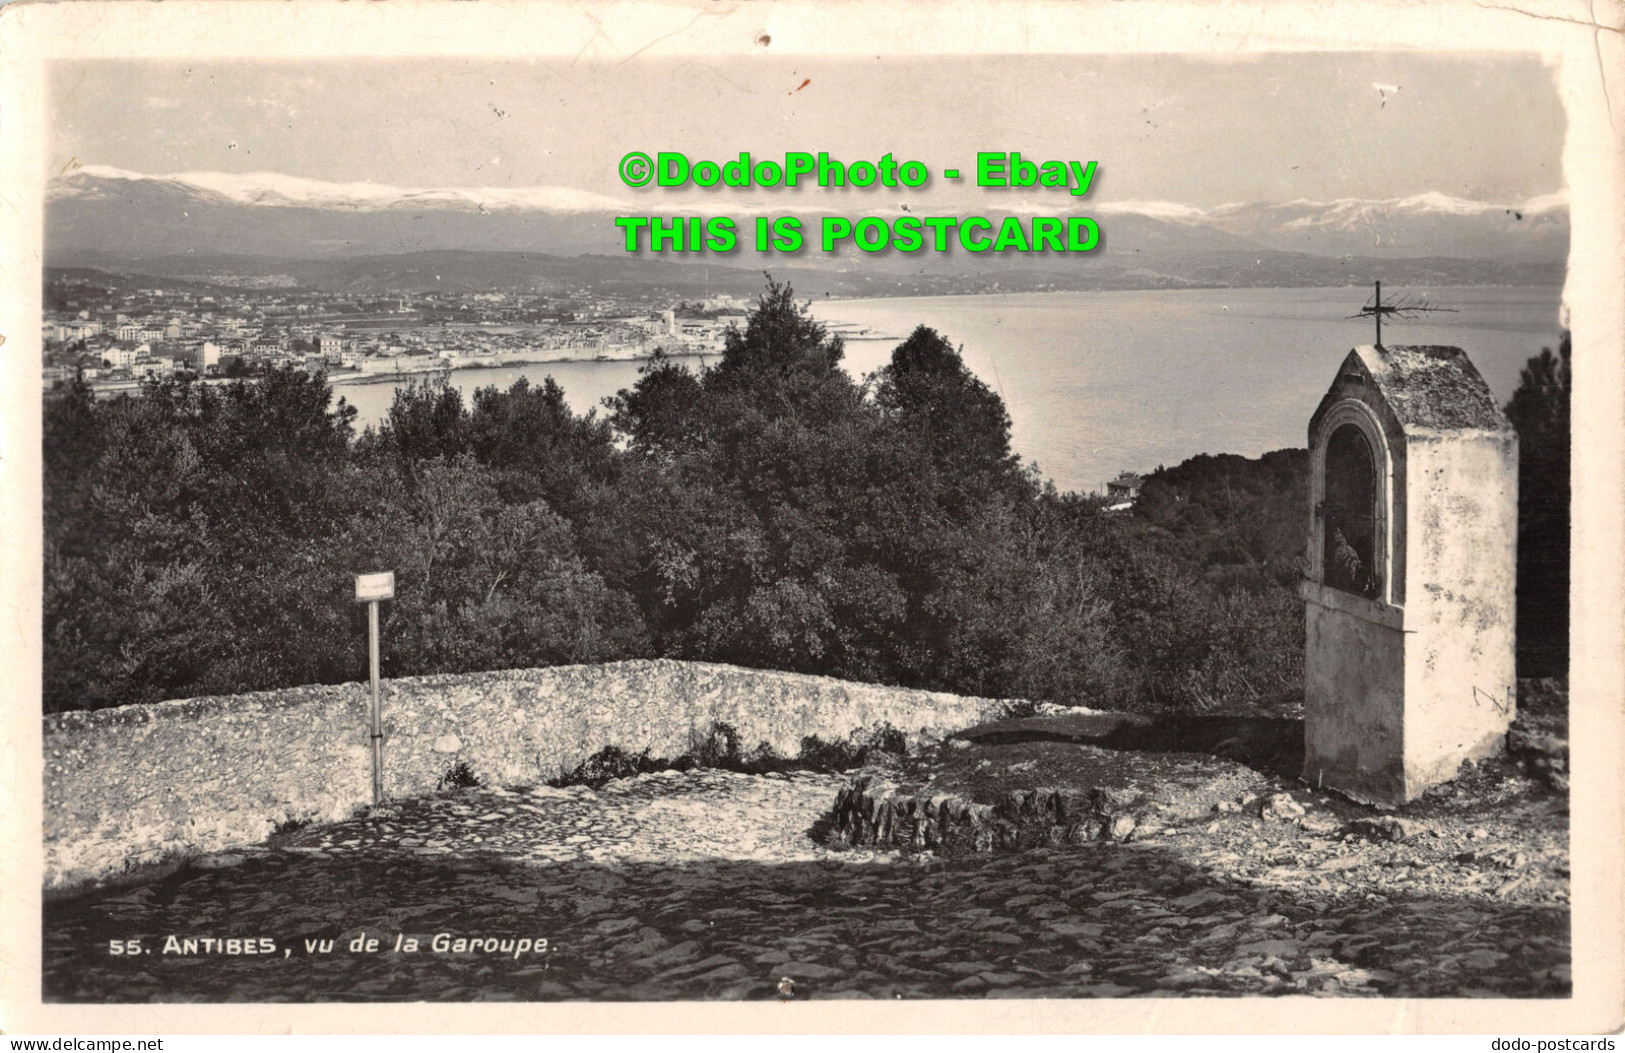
[[2, 0, 1621, 1034]]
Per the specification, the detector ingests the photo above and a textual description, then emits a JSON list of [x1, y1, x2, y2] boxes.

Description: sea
[[337, 285, 1566, 495]]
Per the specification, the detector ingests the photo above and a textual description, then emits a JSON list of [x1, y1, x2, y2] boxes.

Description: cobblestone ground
[[44, 769, 1569, 1002]]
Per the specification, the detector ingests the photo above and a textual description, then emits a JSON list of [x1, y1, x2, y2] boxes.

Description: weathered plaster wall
[[43, 660, 1013, 888], [1301, 585, 1407, 804], [1402, 432, 1519, 791]]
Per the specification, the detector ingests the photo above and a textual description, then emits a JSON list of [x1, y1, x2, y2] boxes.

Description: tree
[[604, 353, 707, 455], [373, 456, 648, 675], [467, 376, 619, 513], [41, 369, 361, 709], [375, 377, 469, 478], [706, 277, 845, 393], [43, 276, 1314, 716], [874, 325, 1022, 509], [1504, 332, 1571, 676], [42, 377, 102, 554]]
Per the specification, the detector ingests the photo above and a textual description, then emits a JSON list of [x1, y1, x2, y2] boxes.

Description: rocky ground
[[832, 699, 1570, 912], [43, 688, 1569, 1002]]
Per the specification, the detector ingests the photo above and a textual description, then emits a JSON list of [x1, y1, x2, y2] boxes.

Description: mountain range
[[45, 165, 1568, 293]]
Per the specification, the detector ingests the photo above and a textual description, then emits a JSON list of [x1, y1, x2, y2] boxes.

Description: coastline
[[325, 350, 718, 387], [813, 279, 1566, 310]]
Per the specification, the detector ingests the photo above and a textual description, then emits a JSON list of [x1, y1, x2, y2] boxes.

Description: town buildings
[[42, 273, 744, 394]]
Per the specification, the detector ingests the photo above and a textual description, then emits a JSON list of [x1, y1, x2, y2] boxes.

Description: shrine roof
[[1345, 345, 1512, 433]]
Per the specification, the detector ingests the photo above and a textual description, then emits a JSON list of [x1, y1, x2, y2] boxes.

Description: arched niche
[[1322, 424, 1380, 598], [1309, 398, 1399, 609]]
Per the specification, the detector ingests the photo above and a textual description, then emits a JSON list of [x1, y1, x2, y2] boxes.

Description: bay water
[[338, 285, 1564, 494]]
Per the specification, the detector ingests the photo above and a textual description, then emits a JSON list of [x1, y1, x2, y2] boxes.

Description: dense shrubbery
[[43, 370, 644, 710], [77, 277, 1558, 714]]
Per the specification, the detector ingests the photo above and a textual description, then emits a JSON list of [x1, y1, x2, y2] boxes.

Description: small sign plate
[[354, 571, 395, 602]]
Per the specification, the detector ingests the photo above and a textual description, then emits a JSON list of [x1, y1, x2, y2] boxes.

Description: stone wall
[[42, 660, 1012, 888]]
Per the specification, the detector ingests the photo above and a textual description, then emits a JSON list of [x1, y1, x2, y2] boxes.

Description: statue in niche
[[1321, 423, 1379, 599]]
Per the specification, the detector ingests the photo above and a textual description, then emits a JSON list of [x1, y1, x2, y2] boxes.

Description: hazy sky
[[49, 53, 1565, 208]]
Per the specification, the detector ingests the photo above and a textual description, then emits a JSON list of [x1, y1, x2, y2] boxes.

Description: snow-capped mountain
[[51, 165, 637, 214], [45, 166, 1567, 279], [1096, 192, 1568, 258], [48, 165, 625, 260]]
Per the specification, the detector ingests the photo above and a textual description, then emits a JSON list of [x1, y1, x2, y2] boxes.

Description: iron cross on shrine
[[1349, 281, 1457, 347]]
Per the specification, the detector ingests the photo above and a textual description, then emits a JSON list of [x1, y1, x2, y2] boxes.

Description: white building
[[360, 355, 404, 374], [318, 334, 346, 363]]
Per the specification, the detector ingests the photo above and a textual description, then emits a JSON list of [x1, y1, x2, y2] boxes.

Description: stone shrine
[[1301, 344, 1518, 806]]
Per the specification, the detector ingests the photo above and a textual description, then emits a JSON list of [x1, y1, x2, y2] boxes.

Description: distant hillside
[[1133, 449, 1310, 587], [47, 248, 1563, 301]]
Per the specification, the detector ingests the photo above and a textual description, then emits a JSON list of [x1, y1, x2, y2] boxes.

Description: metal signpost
[[354, 571, 395, 805]]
